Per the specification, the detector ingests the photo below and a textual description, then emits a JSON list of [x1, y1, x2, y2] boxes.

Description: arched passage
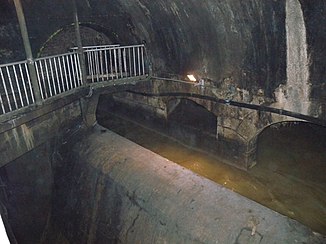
[[247, 120, 326, 167], [248, 121, 326, 233], [167, 98, 217, 136], [37, 24, 113, 57], [165, 98, 217, 152]]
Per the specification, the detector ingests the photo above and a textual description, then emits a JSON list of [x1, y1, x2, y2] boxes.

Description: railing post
[[13, 0, 42, 104], [72, 0, 88, 84], [142, 42, 152, 77]]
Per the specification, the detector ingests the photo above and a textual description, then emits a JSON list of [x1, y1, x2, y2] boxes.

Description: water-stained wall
[[0, 0, 325, 116]]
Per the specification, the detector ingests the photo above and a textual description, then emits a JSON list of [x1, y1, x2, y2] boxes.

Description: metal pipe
[[89, 51, 94, 82], [94, 51, 100, 82], [6, 66, 18, 109], [137, 47, 141, 76], [44, 59, 53, 97], [62, 56, 69, 90], [109, 49, 113, 80], [39, 60, 49, 98], [69, 54, 77, 88], [71, 0, 87, 84], [18, 63, 29, 105], [57, 57, 65, 92], [53, 57, 61, 93], [128, 48, 132, 76], [34, 61, 45, 99], [73, 53, 81, 87], [0, 68, 11, 112], [127, 89, 326, 127], [13, 65, 24, 107], [133, 47, 136, 76], [0, 92, 5, 114], [75, 53, 83, 86], [100, 50, 104, 81], [49, 58, 58, 95], [118, 49, 123, 78], [24, 63, 34, 103], [13, 0, 42, 104], [114, 49, 118, 79], [123, 48, 127, 78], [141, 47, 145, 75], [104, 49, 108, 80], [65, 55, 73, 89]]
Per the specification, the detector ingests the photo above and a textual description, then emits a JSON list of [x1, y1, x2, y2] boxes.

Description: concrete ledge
[[0, 87, 87, 134], [56, 125, 325, 243], [0, 100, 83, 167]]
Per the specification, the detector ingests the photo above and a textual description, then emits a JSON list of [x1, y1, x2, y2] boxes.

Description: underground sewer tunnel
[[96, 95, 326, 235], [0, 0, 326, 243]]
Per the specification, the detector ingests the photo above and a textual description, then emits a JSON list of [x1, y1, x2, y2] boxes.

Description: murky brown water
[[98, 113, 326, 235]]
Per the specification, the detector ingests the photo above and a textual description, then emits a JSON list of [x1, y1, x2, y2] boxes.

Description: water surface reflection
[[98, 113, 326, 234]]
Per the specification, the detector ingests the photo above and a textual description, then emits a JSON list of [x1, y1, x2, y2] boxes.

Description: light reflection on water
[[98, 114, 326, 234]]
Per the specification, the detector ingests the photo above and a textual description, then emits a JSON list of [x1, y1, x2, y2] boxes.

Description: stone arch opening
[[247, 121, 326, 233], [166, 98, 217, 136], [165, 98, 218, 153], [37, 24, 113, 57], [247, 120, 326, 169]]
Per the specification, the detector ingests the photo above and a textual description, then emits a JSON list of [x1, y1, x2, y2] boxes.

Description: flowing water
[[98, 112, 326, 235]]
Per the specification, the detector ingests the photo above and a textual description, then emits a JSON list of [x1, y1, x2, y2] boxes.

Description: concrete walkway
[[59, 125, 325, 243]]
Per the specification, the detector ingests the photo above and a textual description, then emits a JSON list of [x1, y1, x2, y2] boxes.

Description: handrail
[[0, 60, 34, 114], [0, 44, 149, 116], [83, 44, 145, 52], [34, 51, 83, 99], [84, 44, 147, 83], [35, 52, 80, 61], [70, 44, 120, 50], [0, 60, 29, 68]]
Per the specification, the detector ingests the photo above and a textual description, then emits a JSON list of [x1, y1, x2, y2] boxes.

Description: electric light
[[187, 74, 197, 82]]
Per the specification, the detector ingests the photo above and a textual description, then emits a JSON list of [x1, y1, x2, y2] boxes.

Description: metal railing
[[0, 60, 35, 114], [34, 52, 83, 99], [84, 44, 147, 83], [70, 44, 120, 51], [0, 44, 148, 116]]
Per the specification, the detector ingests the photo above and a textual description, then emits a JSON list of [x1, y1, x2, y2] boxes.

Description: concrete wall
[[100, 78, 311, 169], [43, 125, 324, 243], [1, 0, 325, 118], [0, 143, 53, 243], [0, 90, 85, 243], [0, 91, 85, 167]]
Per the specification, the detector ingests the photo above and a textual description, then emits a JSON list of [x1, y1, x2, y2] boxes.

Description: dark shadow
[[38, 24, 112, 57], [167, 99, 217, 135], [251, 121, 326, 234]]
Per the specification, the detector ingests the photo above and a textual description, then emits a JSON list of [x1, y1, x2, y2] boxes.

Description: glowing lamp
[[187, 74, 197, 82]]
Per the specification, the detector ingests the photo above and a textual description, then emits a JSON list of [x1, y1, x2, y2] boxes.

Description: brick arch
[[166, 97, 217, 135], [165, 96, 262, 169], [165, 93, 310, 169], [37, 24, 113, 57], [246, 118, 306, 168], [165, 96, 214, 118]]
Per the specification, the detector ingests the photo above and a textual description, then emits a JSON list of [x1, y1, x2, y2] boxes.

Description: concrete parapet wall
[[0, 92, 85, 167], [51, 125, 324, 243]]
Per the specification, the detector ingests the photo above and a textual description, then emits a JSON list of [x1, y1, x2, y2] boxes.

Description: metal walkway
[[0, 44, 148, 116]]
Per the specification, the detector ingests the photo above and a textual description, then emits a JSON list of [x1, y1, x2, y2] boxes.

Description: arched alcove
[[167, 98, 217, 136], [255, 121, 326, 171], [38, 24, 113, 57], [248, 121, 326, 233]]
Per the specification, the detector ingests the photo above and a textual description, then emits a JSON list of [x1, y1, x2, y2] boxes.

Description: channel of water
[[98, 112, 326, 235]]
